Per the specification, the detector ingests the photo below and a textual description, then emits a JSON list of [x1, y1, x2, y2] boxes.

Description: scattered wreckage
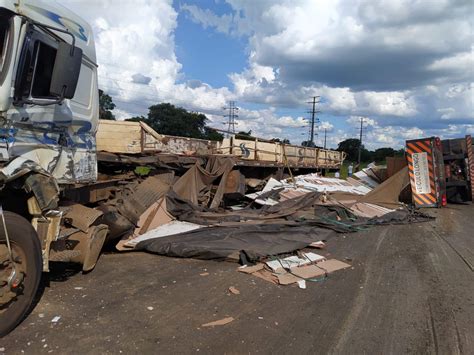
[[1, 0, 472, 339], [110, 159, 432, 289]]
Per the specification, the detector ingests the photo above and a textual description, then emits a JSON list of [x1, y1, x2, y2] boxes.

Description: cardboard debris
[[316, 259, 351, 273], [353, 167, 381, 188], [133, 198, 174, 236], [228, 286, 240, 295], [266, 252, 326, 272], [252, 269, 279, 285], [246, 175, 371, 206], [349, 202, 394, 218], [277, 273, 303, 285], [308, 241, 326, 249], [238, 264, 265, 274], [202, 317, 235, 327], [290, 265, 326, 279], [239, 257, 350, 287]]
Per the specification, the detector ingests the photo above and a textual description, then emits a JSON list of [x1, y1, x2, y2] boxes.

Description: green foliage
[[128, 115, 145, 122], [337, 138, 361, 161], [235, 130, 255, 140], [99, 89, 116, 120], [337, 138, 406, 163], [127, 103, 223, 141], [204, 127, 225, 141], [328, 161, 368, 179], [301, 140, 316, 147], [134, 166, 151, 176], [373, 147, 396, 162], [271, 138, 291, 144]]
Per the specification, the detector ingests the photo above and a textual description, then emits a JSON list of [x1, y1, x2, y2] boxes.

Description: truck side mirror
[[49, 42, 82, 99]]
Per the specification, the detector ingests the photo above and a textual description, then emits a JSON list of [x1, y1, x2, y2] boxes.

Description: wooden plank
[[96, 131, 141, 140], [97, 126, 141, 134], [99, 120, 139, 127]]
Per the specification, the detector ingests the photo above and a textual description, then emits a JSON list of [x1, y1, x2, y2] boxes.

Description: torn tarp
[[135, 224, 335, 262], [172, 156, 235, 208], [164, 190, 324, 225], [357, 166, 410, 209]]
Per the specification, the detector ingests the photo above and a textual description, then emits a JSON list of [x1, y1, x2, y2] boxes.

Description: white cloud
[[61, 0, 473, 151], [347, 116, 377, 127], [319, 121, 334, 132], [181, 4, 234, 35], [63, 0, 232, 118], [358, 91, 417, 117]]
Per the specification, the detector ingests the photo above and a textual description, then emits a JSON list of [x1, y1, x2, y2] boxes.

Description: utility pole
[[223, 101, 238, 137], [357, 117, 365, 165], [323, 128, 327, 149], [306, 96, 320, 146]]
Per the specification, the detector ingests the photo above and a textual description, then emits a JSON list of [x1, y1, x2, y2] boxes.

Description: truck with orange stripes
[[406, 137, 447, 208]]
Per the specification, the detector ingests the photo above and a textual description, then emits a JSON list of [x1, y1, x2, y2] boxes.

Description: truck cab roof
[[0, 0, 96, 63]]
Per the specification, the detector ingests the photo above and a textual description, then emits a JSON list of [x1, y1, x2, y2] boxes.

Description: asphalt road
[[1, 205, 473, 354]]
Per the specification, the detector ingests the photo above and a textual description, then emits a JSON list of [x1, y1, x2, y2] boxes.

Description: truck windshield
[[0, 15, 10, 76]]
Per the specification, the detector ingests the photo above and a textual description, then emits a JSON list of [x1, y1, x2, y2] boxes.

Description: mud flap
[[67, 225, 108, 272]]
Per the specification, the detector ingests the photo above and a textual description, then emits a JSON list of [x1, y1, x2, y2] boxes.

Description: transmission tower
[[306, 96, 321, 146], [356, 117, 368, 164], [223, 101, 239, 137]]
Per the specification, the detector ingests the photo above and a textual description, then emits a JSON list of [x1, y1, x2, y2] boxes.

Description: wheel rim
[[0, 241, 28, 313]]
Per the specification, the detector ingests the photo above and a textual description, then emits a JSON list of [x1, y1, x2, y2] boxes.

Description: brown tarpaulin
[[172, 156, 235, 208], [357, 166, 410, 208]]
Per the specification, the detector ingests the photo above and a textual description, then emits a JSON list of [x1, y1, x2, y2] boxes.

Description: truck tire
[[0, 211, 42, 337]]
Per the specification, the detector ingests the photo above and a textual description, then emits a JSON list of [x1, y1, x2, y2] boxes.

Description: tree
[[127, 103, 223, 141], [203, 127, 225, 141], [337, 138, 362, 162], [235, 130, 256, 140], [301, 140, 316, 147], [395, 148, 405, 157], [373, 147, 396, 162], [99, 89, 116, 120], [271, 138, 291, 144]]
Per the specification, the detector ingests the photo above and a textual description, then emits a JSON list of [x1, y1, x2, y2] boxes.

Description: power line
[[223, 101, 239, 138]]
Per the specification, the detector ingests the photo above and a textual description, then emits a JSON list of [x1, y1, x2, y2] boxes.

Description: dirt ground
[[1, 205, 473, 354]]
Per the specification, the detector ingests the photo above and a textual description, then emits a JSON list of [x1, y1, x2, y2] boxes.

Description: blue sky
[[174, 0, 334, 145], [175, 1, 247, 89], [63, 0, 473, 149]]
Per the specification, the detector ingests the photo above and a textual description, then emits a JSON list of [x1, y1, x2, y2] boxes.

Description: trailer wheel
[[0, 212, 42, 337]]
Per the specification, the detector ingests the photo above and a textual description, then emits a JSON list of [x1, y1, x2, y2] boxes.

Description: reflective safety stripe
[[406, 139, 438, 207]]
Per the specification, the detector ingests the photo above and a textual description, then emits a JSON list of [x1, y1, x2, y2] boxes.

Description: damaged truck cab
[[0, 0, 99, 336]]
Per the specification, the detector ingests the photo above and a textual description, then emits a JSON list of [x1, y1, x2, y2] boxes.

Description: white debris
[[124, 221, 203, 248], [266, 252, 326, 272], [297, 280, 307, 289], [51, 316, 61, 323]]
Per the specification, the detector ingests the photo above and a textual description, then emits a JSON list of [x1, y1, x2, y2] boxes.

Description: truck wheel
[[0, 211, 42, 337]]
